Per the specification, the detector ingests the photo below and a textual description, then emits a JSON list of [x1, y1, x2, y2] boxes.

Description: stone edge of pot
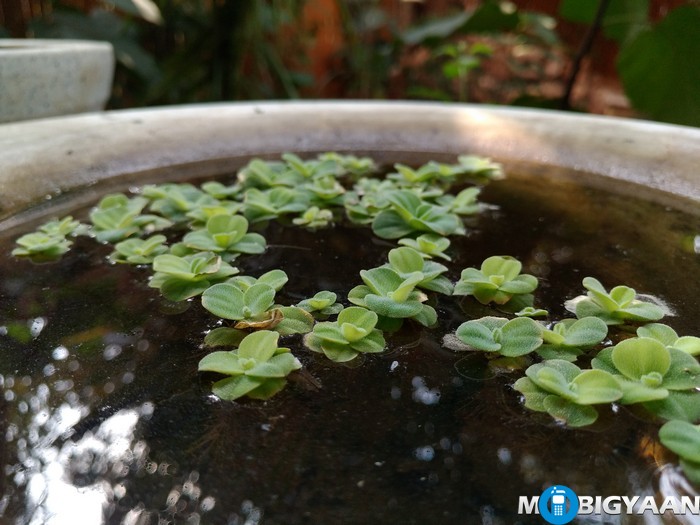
[[0, 39, 114, 124], [1, 101, 699, 220]]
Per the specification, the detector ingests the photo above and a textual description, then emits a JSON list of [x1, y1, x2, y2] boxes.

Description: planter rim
[[1, 100, 699, 220], [0, 38, 113, 51]]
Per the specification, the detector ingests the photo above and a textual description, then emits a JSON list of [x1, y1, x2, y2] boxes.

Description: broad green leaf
[[312, 322, 347, 344], [562, 317, 608, 347], [372, 210, 416, 239], [621, 301, 665, 322], [246, 378, 288, 400], [337, 306, 378, 332], [456, 320, 501, 352], [482, 255, 522, 281], [319, 340, 361, 363], [201, 283, 246, 320], [531, 367, 574, 400], [617, 378, 669, 404], [389, 272, 423, 302], [499, 274, 538, 294], [204, 327, 246, 348], [645, 391, 700, 422], [198, 351, 244, 375], [159, 279, 210, 302], [528, 360, 582, 385], [350, 330, 386, 354], [360, 268, 405, 296], [662, 348, 700, 390], [572, 370, 623, 405], [412, 304, 438, 327], [543, 396, 599, 427], [612, 337, 671, 380], [244, 283, 276, 316], [237, 330, 279, 361], [659, 420, 700, 463], [637, 323, 678, 345], [674, 336, 700, 356], [274, 307, 315, 336], [212, 375, 263, 401], [364, 294, 424, 318], [499, 317, 543, 357], [618, 6, 700, 126], [388, 247, 425, 274], [513, 377, 548, 412]]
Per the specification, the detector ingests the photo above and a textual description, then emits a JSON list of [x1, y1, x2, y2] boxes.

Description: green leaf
[[198, 351, 244, 375], [572, 370, 623, 405], [659, 420, 700, 463], [674, 336, 700, 356], [645, 391, 700, 422], [337, 306, 377, 332], [246, 378, 288, 400], [212, 375, 264, 401], [203, 327, 247, 348], [372, 210, 416, 239], [238, 330, 279, 361], [637, 323, 679, 346], [498, 317, 543, 357], [618, 6, 700, 126], [611, 337, 671, 380], [201, 283, 246, 320], [513, 377, 548, 412], [364, 294, 424, 318], [561, 317, 609, 347], [388, 247, 425, 274], [244, 283, 276, 316], [274, 306, 315, 336], [159, 279, 210, 302], [482, 255, 522, 281], [456, 320, 501, 352], [543, 396, 599, 427]]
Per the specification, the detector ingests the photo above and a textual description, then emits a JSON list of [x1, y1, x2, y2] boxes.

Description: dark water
[[1, 164, 700, 524]]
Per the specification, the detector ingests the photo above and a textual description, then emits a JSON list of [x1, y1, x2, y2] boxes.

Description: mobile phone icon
[[552, 490, 567, 516]]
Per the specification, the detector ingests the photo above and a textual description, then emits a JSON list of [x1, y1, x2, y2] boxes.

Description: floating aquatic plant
[[348, 267, 437, 328], [591, 337, 700, 406], [398, 233, 452, 261], [536, 317, 608, 362], [90, 193, 172, 243], [304, 306, 385, 362], [109, 234, 169, 264], [292, 206, 334, 229], [385, 246, 453, 295], [659, 420, 700, 484], [454, 316, 543, 357], [565, 277, 666, 325], [637, 323, 700, 356], [182, 214, 266, 259], [371, 190, 464, 240], [198, 330, 302, 401], [201, 281, 313, 335], [297, 291, 344, 318], [453, 255, 538, 306], [11, 217, 84, 260], [514, 360, 623, 427], [149, 251, 239, 301]]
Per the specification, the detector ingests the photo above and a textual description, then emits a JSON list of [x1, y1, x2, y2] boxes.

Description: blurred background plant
[[0, 0, 698, 125]]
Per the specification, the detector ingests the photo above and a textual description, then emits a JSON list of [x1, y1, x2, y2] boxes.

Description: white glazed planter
[[0, 101, 699, 221], [0, 39, 114, 124]]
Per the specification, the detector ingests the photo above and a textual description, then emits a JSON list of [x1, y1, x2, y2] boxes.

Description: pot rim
[[1, 100, 699, 220]]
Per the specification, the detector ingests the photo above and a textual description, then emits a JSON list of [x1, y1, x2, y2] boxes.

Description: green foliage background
[[2, 0, 699, 126]]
